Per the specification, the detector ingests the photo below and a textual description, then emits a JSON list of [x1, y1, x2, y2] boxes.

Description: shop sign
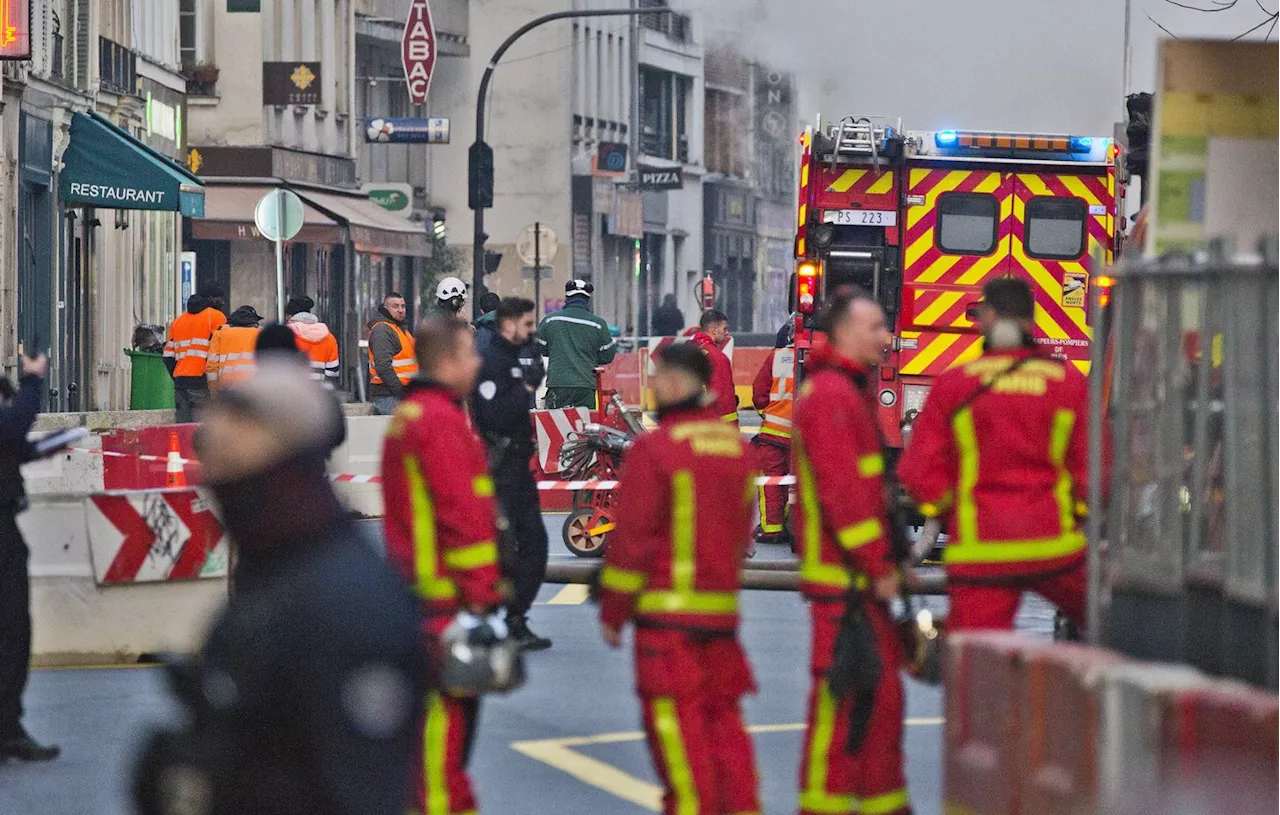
[[402, 0, 437, 104], [0, 0, 32, 60], [263, 62, 322, 106], [363, 183, 414, 218]]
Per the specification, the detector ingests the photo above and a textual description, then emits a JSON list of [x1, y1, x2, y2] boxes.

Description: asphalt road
[[0, 516, 1055, 815]]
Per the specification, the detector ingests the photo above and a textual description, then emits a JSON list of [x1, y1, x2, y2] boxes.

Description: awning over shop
[[189, 185, 345, 244], [297, 190, 431, 257], [60, 112, 205, 217]]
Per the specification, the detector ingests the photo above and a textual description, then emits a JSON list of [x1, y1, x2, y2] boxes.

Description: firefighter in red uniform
[[898, 277, 1095, 632], [686, 309, 739, 426], [750, 324, 795, 545], [793, 290, 910, 815], [381, 315, 504, 815], [598, 341, 761, 815]]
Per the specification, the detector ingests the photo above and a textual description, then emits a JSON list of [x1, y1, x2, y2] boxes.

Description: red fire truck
[[793, 115, 1123, 446]]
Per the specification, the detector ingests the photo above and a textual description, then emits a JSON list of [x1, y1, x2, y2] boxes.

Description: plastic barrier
[[85, 487, 227, 584], [101, 424, 202, 490]]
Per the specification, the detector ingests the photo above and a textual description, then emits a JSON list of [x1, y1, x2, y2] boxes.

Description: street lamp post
[[470, 7, 670, 318]]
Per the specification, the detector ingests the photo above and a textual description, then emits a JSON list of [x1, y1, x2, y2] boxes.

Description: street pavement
[[1, 514, 1055, 815]]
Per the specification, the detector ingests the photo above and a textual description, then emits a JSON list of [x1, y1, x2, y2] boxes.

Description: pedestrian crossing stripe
[[542, 584, 591, 605]]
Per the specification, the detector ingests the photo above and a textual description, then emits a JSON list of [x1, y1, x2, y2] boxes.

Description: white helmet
[[436, 277, 467, 302]]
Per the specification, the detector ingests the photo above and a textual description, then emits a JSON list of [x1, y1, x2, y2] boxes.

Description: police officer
[[134, 360, 425, 815], [473, 297, 552, 651], [0, 352, 59, 762], [381, 315, 506, 815], [899, 276, 1096, 632], [793, 290, 910, 815], [598, 341, 762, 815]]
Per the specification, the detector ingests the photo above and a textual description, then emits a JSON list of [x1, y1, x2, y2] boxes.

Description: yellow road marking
[[544, 584, 592, 605], [511, 719, 944, 812]]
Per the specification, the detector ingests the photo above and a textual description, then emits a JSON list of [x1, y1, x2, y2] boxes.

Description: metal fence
[[1087, 242, 1279, 689]]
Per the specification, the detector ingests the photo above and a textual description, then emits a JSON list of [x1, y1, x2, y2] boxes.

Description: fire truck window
[[937, 193, 999, 255], [1025, 196, 1088, 259]]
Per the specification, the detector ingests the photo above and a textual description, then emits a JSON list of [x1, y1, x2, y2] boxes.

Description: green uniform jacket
[[536, 301, 617, 389]]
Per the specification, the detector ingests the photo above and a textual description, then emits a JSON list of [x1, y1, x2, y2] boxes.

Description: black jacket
[[135, 517, 426, 815], [0, 375, 40, 511], [652, 304, 686, 337], [472, 334, 536, 460]]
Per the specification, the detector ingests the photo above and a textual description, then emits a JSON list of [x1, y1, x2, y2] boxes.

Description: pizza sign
[[402, 0, 437, 105]]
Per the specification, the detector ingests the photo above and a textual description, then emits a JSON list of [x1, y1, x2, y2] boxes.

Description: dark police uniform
[[472, 334, 550, 629], [134, 518, 426, 815], [0, 373, 41, 750]]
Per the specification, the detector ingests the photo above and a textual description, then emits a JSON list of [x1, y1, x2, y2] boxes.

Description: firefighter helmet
[[436, 277, 468, 303], [439, 612, 526, 697], [900, 608, 945, 685]]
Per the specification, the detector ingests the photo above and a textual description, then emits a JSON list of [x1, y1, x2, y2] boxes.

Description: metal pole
[[629, 0, 641, 337], [275, 189, 286, 322], [1085, 257, 1110, 644], [534, 221, 542, 320], [471, 7, 667, 320]]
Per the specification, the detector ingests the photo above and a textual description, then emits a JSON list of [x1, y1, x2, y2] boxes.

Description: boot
[[1, 729, 60, 762], [507, 615, 552, 652]]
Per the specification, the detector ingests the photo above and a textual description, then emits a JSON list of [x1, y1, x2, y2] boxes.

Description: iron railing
[[99, 36, 137, 96]]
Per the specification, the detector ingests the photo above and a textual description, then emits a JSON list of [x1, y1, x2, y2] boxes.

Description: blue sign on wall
[[363, 117, 450, 144]]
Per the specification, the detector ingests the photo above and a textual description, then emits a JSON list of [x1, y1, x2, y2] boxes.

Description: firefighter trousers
[[634, 627, 760, 815], [411, 690, 480, 815], [750, 437, 790, 536], [946, 560, 1086, 633], [798, 600, 910, 815]]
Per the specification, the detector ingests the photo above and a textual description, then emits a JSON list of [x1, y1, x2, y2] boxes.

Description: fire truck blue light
[[1069, 136, 1093, 153], [935, 130, 959, 146]]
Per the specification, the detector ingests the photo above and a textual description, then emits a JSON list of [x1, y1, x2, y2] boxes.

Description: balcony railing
[[50, 32, 64, 81], [99, 37, 137, 96], [639, 4, 692, 43]]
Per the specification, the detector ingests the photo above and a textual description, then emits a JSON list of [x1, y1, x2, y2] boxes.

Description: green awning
[[60, 112, 205, 217]]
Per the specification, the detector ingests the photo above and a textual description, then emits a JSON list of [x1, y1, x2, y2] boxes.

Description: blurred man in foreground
[[134, 360, 424, 815], [598, 341, 761, 815], [381, 315, 505, 815]]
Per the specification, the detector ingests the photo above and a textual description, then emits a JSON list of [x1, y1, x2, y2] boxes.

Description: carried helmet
[[900, 608, 945, 686], [436, 276, 468, 303], [566, 279, 594, 298], [439, 612, 526, 697]]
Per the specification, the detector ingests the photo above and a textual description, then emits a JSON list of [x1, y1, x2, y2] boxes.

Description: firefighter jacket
[[381, 381, 503, 617], [897, 347, 1095, 581], [598, 401, 756, 633], [752, 346, 795, 443], [792, 345, 894, 601], [207, 322, 260, 391], [535, 297, 617, 389], [163, 297, 227, 385], [288, 313, 340, 388], [687, 331, 739, 424], [367, 308, 418, 397]]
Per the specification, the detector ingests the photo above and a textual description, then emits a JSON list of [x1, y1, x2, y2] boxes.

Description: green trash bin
[[125, 349, 176, 410]]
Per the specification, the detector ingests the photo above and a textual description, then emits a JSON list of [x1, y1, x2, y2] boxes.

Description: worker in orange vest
[[750, 323, 795, 546], [207, 306, 263, 392], [286, 296, 341, 389], [164, 287, 227, 422], [368, 292, 418, 415]]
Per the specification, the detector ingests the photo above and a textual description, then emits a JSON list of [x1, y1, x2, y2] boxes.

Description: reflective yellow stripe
[[1049, 409, 1077, 536], [405, 458, 458, 601], [835, 518, 883, 551], [797, 437, 864, 591], [759, 480, 784, 534], [942, 532, 1087, 564], [444, 541, 498, 571], [952, 409, 980, 545], [799, 680, 856, 814], [861, 788, 910, 814], [759, 425, 791, 439], [857, 453, 884, 477], [636, 591, 738, 615], [473, 475, 495, 498], [599, 565, 646, 593], [1074, 500, 1089, 518], [671, 470, 695, 592], [918, 493, 953, 517], [721, 412, 739, 422], [652, 698, 699, 815], [425, 692, 450, 815]]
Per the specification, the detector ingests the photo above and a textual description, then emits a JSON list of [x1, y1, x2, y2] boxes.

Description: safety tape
[[69, 446, 190, 464]]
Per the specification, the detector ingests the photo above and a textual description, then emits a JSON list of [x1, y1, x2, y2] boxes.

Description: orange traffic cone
[[165, 432, 187, 488]]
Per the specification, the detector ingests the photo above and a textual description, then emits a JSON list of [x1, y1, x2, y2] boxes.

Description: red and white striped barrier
[[86, 488, 228, 585], [70, 446, 190, 464]]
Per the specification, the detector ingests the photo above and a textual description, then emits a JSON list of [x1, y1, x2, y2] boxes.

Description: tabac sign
[[0, 0, 32, 60], [402, 0, 437, 105]]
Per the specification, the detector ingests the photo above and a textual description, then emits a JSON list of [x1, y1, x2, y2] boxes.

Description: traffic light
[[469, 141, 494, 210], [1124, 93, 1153, 182]]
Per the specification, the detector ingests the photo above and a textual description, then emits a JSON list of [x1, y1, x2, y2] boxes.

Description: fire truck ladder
[[825, 115, 902, 174]]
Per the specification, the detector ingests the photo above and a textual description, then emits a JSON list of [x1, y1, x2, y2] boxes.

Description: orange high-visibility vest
[[367, 321, 419, 385], [207, 326, 260, 390], [164, 309, 227, 378], [759, 347, 795, 441]]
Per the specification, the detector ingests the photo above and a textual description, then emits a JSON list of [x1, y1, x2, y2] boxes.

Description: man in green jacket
[[536, 279, 617, 409]]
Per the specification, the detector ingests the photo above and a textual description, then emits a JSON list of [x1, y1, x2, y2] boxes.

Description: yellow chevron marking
[[1073, 360, 1091, 374], [915, 253, 962, 285], [867, 172, 894, 195], [913, 291, 964, 327], [798, 203, 807, 227], [907, 170, 972, 230], [827, 169, 866, 193], [801, 162, 809, 188], [1018, 173, 1052, 196], [973, 172, 1003, 193], [950, 337, 985, 368], [798, 238, 806, 255], [901, 333, 961, 375], [904, 227, 935, 270], [955, 251, 1006, 286]]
